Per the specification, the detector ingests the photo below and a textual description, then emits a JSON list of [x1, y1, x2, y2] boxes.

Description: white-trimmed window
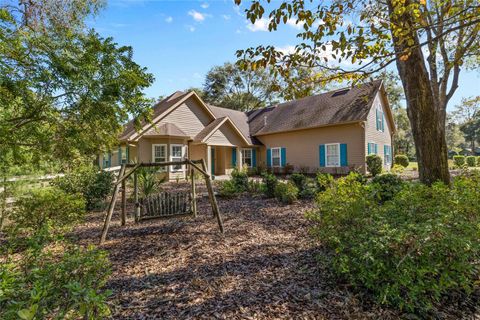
[[272, 147, 281, 167], [384, 145, 392, 165], [326, 143, 340, 167], [376, 107, 385, 132], [152, 144, 167, 171], [241, 148, 252, 167], [170, 144, 185, 172], [121, 146, 127, 164]]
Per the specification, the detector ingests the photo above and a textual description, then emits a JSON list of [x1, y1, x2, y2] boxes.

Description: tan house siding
[[365, 92, 394, 169], [257, 123, 366, 174], [205, 123, 247, 147], [159, 99, 213, 138]]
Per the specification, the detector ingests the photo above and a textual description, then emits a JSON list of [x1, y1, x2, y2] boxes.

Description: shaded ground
[[73, 182, 399, 320]]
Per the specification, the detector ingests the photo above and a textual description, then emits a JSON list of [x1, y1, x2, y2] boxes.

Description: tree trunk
[[388, 0, 450, 185]]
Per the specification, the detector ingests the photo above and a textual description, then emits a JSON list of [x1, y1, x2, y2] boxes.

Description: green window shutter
[[374, 143, 378, 154], [280, 148, 287, 167], [319, 145, 326, 167], [376, 110, 379, 130], [126, 146, 129, 163], [267, 148, 272, 167], [118, 146, 121, 165], [252, 149, 257, 167], [367, 143, 371, 155], [340, 144, 348, 166], [382, 112, 385, 132], [231, 147, 237, 166]]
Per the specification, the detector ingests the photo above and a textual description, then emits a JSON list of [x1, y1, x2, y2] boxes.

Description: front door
[[210, 147, 215, 176]]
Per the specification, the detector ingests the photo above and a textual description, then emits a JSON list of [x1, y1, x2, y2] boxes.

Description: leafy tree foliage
[[235, 0, 480, 184], [0, 0, 154, 169], [454, 96, 480, 153]]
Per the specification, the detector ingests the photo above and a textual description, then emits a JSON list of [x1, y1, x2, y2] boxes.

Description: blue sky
[[89, 0, 479, 110]]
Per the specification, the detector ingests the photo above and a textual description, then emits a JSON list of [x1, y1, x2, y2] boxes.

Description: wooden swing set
[[99, 159, 224, 245]]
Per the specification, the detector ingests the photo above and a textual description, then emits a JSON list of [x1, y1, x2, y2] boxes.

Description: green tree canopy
[[235, 0, 480, 184], [0, 0, 154, 171]]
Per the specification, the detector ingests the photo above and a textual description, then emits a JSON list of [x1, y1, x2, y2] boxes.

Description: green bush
[[299, 186, 317, 200], [370, 173, 404, 203], [9, 187, 85, 237], [274, 181, 298, 204], [289, 173, 307, 191], [261, 172, 278, 198], [248, 180, 264, 194], [217, 180, 239, 198], [391, 164, 405, 174], [477, 157, 480, 167], [366, 154, 383, 176], [136, 167, 166, 198], [51, 166, 114, 210], [394, 154, 409, 168], [453, 155, 465, 168], [308, 172, 480, 313], [466, 156, 476, 167], [0, 245, 111, 320], [315, 172, 334, 192], [231, 168, 249, 192]]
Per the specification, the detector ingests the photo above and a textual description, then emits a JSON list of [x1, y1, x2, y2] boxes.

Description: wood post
[[121, 179, 126, 226], [201, 159, 224, 233], [190, 168, 197, 217], [100, 164, 126, 245], [134, 171, 140, 223]]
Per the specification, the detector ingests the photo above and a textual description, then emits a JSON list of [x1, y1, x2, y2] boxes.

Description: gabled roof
[[143, 123, 188, 137], [249, 80, 385, 136], [118, 79, 391, 145]]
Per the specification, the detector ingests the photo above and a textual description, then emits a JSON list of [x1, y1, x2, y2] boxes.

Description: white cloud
[[165, 16, 173, 23], [188, 10, 206, 22], [246, 18, 269, 32], [222, 14, 231, 20], [276, 45, 298, 55], [200, 2, 209, 9], [186, 25, 196, 32], [286, 18, 304, 30]]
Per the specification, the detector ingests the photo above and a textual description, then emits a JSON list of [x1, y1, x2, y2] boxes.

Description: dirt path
[[73, 188, 397, 319]]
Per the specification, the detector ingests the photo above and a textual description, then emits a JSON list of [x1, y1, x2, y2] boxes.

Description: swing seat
[[139, 191, 192, 221]]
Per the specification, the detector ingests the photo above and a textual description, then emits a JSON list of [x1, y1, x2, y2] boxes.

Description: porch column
[[207, 145, 212, 176], [236, 147, 242, 170]]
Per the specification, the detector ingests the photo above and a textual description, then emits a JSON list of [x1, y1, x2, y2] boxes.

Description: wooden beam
[[121, 179, 126, 226], [100, 164, 126, 245], [201, 159, 224, 233], [134, 171, 140, 223], [190, 168, 197, 218], [114, 163, 141, 186]]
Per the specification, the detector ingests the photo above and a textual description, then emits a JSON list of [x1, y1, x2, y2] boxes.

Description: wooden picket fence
[[139, 191, 192, 220]]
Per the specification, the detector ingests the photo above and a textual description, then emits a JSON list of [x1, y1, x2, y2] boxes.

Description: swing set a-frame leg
[[100, 164, 126, 245]]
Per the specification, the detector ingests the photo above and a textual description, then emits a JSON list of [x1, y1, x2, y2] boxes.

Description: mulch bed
[[72, 182, 400, 319]]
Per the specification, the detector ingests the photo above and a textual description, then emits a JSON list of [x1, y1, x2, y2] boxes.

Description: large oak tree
[[235, 0, 479, 184]]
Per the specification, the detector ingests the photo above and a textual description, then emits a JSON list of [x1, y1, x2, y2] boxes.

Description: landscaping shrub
[[0, 245, 111, 320], [217, 180, 238, 198], [466, 156, 476, 167], [274, 181, 298, 204], [307, 171, 480, 313], [370, 173, 404, 203], [248, 180, 264, 194], [9, 187, 85, 238], [366, 154, 382, 176], [52, 166, 114, 210], [453, 155, 465, 168], [391, 164, 405, 174], [315, 172, 334, 192], [394, 154, 409, 168], [231, 168, 249, 191], [478, 156, 480, 167], [136, 167, 166, 198], [289, 173, 307, 191], [262, 172, 278, 198]]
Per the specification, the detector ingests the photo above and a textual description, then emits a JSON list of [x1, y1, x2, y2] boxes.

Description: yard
[[69, 178, 479, 320], [72, 183, 399, 319]]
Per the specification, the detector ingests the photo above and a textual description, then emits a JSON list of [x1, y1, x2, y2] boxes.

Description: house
[[99, 79, 395, 178]]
